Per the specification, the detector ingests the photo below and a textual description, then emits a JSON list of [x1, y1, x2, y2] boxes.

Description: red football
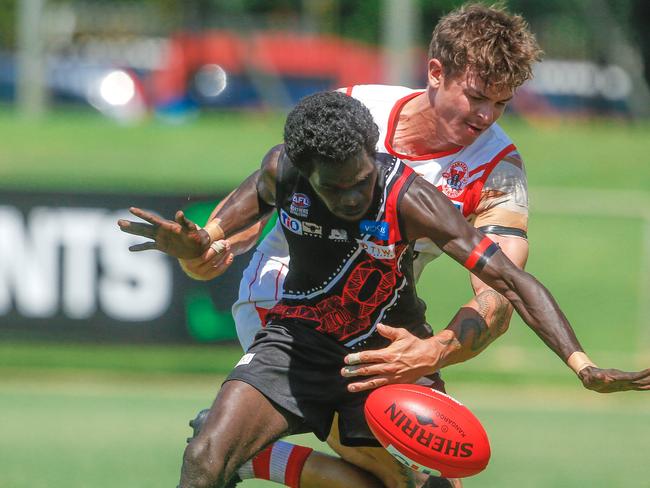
[[364, 384, 490, 479]]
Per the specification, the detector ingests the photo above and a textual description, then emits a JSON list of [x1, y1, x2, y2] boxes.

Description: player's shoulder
[[474, 123, 515, 153], [344, 84, 418, 105]]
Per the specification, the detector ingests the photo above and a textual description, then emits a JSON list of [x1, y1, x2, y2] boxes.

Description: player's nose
[[475, 103, 496, 125]]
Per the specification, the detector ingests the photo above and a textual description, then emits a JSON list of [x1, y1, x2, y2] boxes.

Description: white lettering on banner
[[59, 208, 105, 318], [356, 239, 396, 260], [101, 210, 172, 321], [0, 206, 59, 317], [0, 205, 173, 322]]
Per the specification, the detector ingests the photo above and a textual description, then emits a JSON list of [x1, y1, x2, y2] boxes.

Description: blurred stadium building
[[8, 0, 650, 121]]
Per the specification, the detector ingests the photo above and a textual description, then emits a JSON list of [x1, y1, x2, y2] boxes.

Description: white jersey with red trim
[[234, 84, 527, 350], [345, 84, 523, 263]]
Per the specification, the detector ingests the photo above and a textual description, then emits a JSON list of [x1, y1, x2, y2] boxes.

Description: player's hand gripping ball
[[364, 384, 490, 478]]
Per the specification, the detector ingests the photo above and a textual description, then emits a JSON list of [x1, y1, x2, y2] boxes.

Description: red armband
[[464, 237, 499, 272]]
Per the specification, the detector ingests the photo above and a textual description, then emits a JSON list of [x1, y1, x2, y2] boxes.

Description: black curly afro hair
[[283, 91, 379, 175]]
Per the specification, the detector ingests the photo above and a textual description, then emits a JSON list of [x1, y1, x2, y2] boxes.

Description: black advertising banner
[[0, 190, 251, 343]]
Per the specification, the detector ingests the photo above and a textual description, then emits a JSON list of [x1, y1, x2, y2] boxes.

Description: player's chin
[[458, 130, 481, 146], [334, 207, 367, 221]]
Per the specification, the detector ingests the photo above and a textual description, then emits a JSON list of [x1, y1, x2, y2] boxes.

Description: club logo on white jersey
[[328, 228, 348, 241], [290, 193, 311, 217], [280, 209, 303, 235], [441, 161, 469, 198], [356, 239, 396, 259], [303, 221, 322, 237]]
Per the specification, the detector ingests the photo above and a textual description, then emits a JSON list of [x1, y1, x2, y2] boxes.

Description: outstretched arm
[[117, 146, 279, 259], [406, 177, 650, 391], [344, 176, 650, 393]]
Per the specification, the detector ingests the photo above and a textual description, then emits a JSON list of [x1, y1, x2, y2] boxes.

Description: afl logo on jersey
[[441, 161, 469, 198], [290, 193, 311, 217]]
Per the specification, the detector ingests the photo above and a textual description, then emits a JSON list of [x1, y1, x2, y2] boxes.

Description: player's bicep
[[473, 153, 528, 231], [257, 144, 283, 206]]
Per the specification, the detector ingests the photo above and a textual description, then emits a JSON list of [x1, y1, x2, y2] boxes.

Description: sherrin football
[[364, 384, 490, 479]]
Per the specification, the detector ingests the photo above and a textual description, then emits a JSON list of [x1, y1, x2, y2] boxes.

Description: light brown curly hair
[[428, 3, 543, 90]]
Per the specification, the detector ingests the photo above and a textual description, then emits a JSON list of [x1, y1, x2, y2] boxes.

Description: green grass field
[[2, 368, 649, 488], [1, 107, 649, 487]]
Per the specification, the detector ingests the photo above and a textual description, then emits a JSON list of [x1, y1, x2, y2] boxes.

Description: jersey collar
[[384, 91, 464, 161]]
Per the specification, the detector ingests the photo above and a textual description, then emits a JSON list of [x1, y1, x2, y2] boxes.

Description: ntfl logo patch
[[359, 220, 389, 240], [441, 161, 469, 198]]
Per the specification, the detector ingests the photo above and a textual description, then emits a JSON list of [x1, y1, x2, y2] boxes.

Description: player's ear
[[427, 58, 443, 89]]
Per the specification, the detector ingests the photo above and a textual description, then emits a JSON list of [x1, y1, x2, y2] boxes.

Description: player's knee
[[181, 438, 229, 488]]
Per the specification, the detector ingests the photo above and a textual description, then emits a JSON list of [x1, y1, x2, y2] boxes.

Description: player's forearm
[[433, 291, 513, 368], [495, 268, 584, 363], [228, 219, 267, 255], [205, 192, 265, 255]]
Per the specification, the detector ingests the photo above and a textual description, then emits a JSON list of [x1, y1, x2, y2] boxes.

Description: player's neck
[[392, 92, 460, 156]]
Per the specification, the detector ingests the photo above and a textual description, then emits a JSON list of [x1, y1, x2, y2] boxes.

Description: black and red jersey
[[265, 153, 428, 351]]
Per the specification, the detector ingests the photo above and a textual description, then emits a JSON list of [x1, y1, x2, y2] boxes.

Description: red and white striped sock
[[237, 441, 313, 488]]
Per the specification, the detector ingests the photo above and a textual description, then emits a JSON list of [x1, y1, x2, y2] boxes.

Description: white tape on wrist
[[204, 220, 225, 242], [567, 351, 597, 375]]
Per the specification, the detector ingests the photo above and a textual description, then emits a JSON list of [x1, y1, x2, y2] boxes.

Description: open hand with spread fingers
[[117, 207, 211, 259], [578, 366, 650, 393]]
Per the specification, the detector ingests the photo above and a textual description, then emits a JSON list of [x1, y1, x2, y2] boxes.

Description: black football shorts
[[225, 322, 445, 447]]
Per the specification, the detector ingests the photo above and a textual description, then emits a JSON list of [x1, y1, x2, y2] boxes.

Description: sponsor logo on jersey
[[290, 193, 311, 217], [356, 239, 395, 259], [303, 221, 322, 237], [280, 209, 303, 235], [441, 161, 469, 198], [328, 228, 348, 241], [359, 220, 389, 240]]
